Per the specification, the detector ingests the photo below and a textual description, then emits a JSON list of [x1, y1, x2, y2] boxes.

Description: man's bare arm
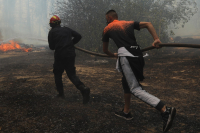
[[139, 22, 161, 47], [103, 42, 118, 57]]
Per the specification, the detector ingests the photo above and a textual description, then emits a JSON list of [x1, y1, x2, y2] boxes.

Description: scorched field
[[0, 47, 200, 133]]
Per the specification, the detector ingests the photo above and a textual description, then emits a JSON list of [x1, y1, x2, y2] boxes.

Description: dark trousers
[[53, 56, 84, 95]]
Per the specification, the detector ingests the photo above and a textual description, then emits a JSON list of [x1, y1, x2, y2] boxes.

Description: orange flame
[[0, 40, 32, 52]]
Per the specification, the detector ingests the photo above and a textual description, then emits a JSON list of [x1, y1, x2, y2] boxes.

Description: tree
[[53, 0, 198, 52]]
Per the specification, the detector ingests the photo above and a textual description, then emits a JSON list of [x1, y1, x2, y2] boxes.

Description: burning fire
[[0, 40, 32, 52]]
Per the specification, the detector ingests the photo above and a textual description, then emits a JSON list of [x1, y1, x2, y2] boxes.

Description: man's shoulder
[[53, 26, 73, 33], [121, 20, 135, 25], [103, 25, 109, 33], [48, 28, 54, 34], [62, 26, 69, 28], [103, 20, 135, 34], [103, 23, 115, 34], [62, 26, 72, 30]]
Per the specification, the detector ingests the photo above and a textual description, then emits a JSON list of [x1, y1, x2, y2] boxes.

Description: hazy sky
[[0, 0, 56, 44], [0, 0, 199, 45], [172, 0, 200, 38]]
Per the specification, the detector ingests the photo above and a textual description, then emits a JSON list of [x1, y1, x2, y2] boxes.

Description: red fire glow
[[0, 40, 32, 52]]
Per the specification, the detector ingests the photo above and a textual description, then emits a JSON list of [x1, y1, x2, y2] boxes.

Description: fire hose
[[75, 43, 200, 57]]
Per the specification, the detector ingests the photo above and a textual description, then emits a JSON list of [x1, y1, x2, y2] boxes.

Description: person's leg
[[64, 57, 83, 87], [114, 80, 133, 120], [120, 56, 176, 132], [121, 75, 132, 114], [114, 58, 133, 120], [124, 93, 131, 113], [64, 56, 90, 104], [53, 59, 65, 97], [120, 56, 165, 110]]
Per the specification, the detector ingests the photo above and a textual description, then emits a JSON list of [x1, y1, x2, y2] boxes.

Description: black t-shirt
[[48, 25, 82, 58], [102, 20, 140, 48]]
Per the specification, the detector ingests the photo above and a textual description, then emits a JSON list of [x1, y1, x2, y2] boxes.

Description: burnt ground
[[0, 48, 200, 133]]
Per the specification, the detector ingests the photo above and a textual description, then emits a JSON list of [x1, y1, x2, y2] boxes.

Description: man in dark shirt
[[48, 15, 90, 104], [102, 10, 176, 132]]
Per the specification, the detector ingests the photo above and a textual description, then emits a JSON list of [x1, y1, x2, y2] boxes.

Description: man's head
[[105, 10, 118, 25], [49, 15, 61, 28]]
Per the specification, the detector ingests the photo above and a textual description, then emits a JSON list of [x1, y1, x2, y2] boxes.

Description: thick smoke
[[0, 0, 56, 45]]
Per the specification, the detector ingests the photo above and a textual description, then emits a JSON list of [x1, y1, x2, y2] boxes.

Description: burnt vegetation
[[0, 48, 200, 132]]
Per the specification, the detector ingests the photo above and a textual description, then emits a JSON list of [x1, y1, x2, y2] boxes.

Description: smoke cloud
[[0, 0, 56, 45], [0, 0, 199, 45]]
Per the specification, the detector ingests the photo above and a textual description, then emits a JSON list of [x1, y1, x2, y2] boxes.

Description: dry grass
[[0, 48, 200, 132]]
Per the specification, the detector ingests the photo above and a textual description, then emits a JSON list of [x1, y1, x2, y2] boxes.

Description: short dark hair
[[106, 10, 118, 19]]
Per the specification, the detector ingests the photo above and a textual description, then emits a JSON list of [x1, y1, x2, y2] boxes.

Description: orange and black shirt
[[102, 20, 140, 48]]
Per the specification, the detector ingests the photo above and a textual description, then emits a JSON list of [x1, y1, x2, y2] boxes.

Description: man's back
[[48, 26, 81, 58], [102, 20, 140, 48]]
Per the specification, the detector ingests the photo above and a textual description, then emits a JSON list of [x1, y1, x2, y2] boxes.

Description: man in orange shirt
[[102, 10, 176, 132]]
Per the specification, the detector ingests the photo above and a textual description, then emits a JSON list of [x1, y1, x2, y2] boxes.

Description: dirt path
[[0, 48, 200, 133]]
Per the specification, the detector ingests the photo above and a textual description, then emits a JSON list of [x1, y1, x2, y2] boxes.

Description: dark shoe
[[56, 94, 65, 99], [161, 107, 176, 132], [115, 110, 133, 120], [79, 85, 90, 104]]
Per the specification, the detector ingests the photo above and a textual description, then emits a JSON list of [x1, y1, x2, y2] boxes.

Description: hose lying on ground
[[75, 43, 200, 58]]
